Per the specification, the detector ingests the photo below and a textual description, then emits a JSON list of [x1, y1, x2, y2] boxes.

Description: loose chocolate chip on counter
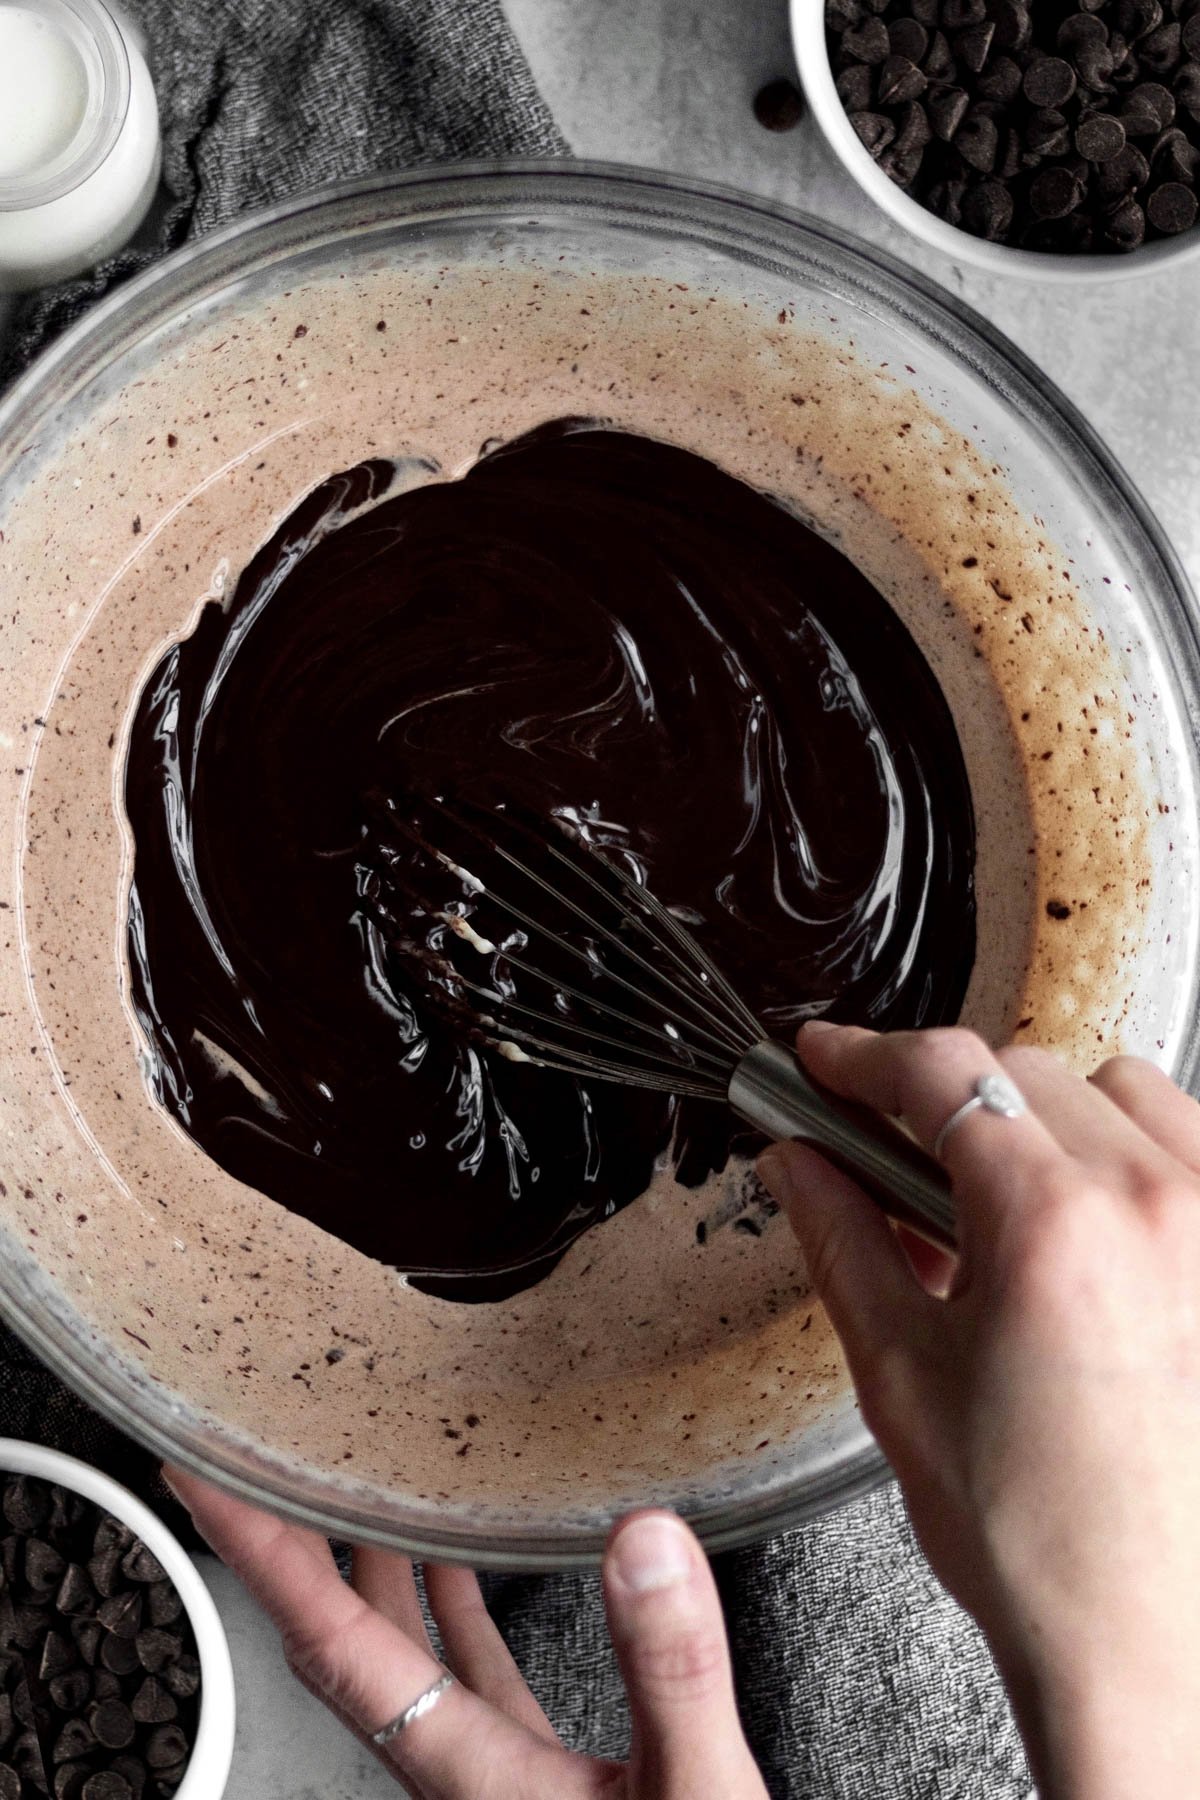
[[753, 78, 805, 130], [849, 109, 896, 154], [1076, 110, 1127, 156], [144, 1727, 188, 1772], [119, 1547, 165, 1589], [130, 1679, 175, 1727], [836, 63, 874, 109], [47, 1673, 92, 1713], [133, 1633, 179, 1676], [1148, 176, 1199, 225]]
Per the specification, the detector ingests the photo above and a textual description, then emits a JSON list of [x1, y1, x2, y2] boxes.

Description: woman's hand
[[759, 1023, 1200, 1800], [164, 1469, 767, 1800]]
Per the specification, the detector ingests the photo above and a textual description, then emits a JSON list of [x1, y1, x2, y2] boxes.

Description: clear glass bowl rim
[[1, 159, 1198, 1568]]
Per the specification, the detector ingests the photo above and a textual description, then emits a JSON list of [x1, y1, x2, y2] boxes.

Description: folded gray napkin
[[0, 3, 1031, 1791]]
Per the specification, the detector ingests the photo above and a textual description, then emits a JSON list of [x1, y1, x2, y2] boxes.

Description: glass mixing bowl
[[0, 163, 1198, 1568]]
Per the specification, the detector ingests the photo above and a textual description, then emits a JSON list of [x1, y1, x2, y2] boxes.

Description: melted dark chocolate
[[124, 421, 975, 1297]]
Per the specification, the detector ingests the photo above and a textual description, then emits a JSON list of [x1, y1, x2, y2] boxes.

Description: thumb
[[603, 1512, 764, 1800]]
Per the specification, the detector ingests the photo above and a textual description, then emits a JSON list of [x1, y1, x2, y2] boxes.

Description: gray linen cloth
[[0, 3, 1031, 1792]]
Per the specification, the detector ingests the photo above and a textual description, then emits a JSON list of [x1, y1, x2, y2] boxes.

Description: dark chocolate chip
[[87, 1700, 135, 1751], [3, 1481, 48, 1535], [1096, 140, 1152, 195], [849, 109, 896, 154], [143, 1587, 182, 1631], [68, 1623, 100, 1669], [987, 0, 1031, 51], [836, 63, 874, 109], [888, 16, 929, 59], [1101, 194, 1148, 245], [1076, 39, 1117, 86], [954, 20, 995, 69], [0, 1693, 12, 1748], [133, 1633, 179, 1675], [1076, 111, 1127, 157], [1, 1539, 20, 1586], [911, 0, 939, 20], [1139, 19, 1182, 68], [52, 1719, 94, 1764], [929, 84, 970, 137], [97, 1593, 141, 1641], [55, 1568, 95, 1619], [98, 1635, 139, 1677], [826, 0, 866, 29], [1029, 164, 1084, 217], [1025, 106, 1072, 156], [25, 1540, 66, 1595], [1153, 124, 1200, 178], [941, 0, 985, 24], [0, 1760, 20, 1800], [1023, 56, 1078, 106], [1123, 79, 1177, 125], [38, 1633, 75, 1684], [997, 124, 1023, 176], [119, 1547, 164, 1589], [976, 52, 1023, 102], [11, 1729, 46, 1784], [144, 1727, 188, 1772], [108, 1763, 145, 1800], [53, 1766, 87, 1800], [1148, 176, 1199, 224], [962, 176, 1015, 236], [47, 1672, 91, 1713], [877, 53, 928, 103], [12, 1607, 49, 1650], [86, 1551, 122, 1601], [842, 17, 890, 61], [1184, 13, 1200, 57], [1174, 59, 1200, 117], [90, 1522, 133, 1562], [1057, 12, 1109, 54], [159, 1656, 198, 1701], [922, 25, 955, 77], [753, 78, 805, 131], [955, 108, 999, 168], [81, 1777, 134, 1800], [89, 1672, 121, 1703], [11, 1684, 35, 1730], [1114, 0, 1162, 36], [130, 1679, 175, 1727]]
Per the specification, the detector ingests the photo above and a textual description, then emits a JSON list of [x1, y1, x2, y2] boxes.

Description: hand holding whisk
[[360, 792, 957, 1252]]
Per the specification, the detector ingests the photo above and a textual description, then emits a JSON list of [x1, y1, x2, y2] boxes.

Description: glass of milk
[[0, 0, 160, 290]]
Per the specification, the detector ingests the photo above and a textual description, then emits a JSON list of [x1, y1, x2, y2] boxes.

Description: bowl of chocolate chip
[[0, 163, 1198, 1567], [0, 1441, 235, 1798], [795, 0, 1200, 274]]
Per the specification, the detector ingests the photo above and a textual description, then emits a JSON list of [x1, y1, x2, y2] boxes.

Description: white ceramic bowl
[[791, 0, 1200, 281], [0, 1439, 235, 1799]]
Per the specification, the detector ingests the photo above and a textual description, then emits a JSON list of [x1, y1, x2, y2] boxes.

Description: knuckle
[[626, 1624, 729, 1703], [281, 1612, 360, 1711], [995, 1044, 1054, 1085]]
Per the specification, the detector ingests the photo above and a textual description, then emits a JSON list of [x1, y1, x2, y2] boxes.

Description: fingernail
[[159, 1465, 185, 1506], [610, 1513, 694, 1593], [757, 1146, 797, 1210], [800, 1018, 839, 1038]]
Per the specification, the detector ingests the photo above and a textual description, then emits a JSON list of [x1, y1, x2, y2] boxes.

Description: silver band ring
[[371, 1672, 455, 1747], [933, 1073, 1028, 1162]]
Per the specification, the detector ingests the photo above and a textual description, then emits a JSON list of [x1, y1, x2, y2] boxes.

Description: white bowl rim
[[0, 1438, 235, 1800], [790, 0, 1200, 283]]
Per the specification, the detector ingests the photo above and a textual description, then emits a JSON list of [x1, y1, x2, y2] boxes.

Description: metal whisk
[[367, 794, 956, 1251]]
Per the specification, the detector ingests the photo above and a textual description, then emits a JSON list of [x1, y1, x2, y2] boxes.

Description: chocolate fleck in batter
[[124, 421, 975, 1298]]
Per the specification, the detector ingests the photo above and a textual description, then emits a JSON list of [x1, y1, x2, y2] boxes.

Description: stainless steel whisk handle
[[729, 1039, 957, 1251]]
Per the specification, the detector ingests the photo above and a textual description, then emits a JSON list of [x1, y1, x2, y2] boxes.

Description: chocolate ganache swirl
[[124, 421, 975, 1297]]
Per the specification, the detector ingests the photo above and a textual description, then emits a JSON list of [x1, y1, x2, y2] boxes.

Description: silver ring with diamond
[[932, 1072, 1028, 1162], [371, 1672, 456, 1748]]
